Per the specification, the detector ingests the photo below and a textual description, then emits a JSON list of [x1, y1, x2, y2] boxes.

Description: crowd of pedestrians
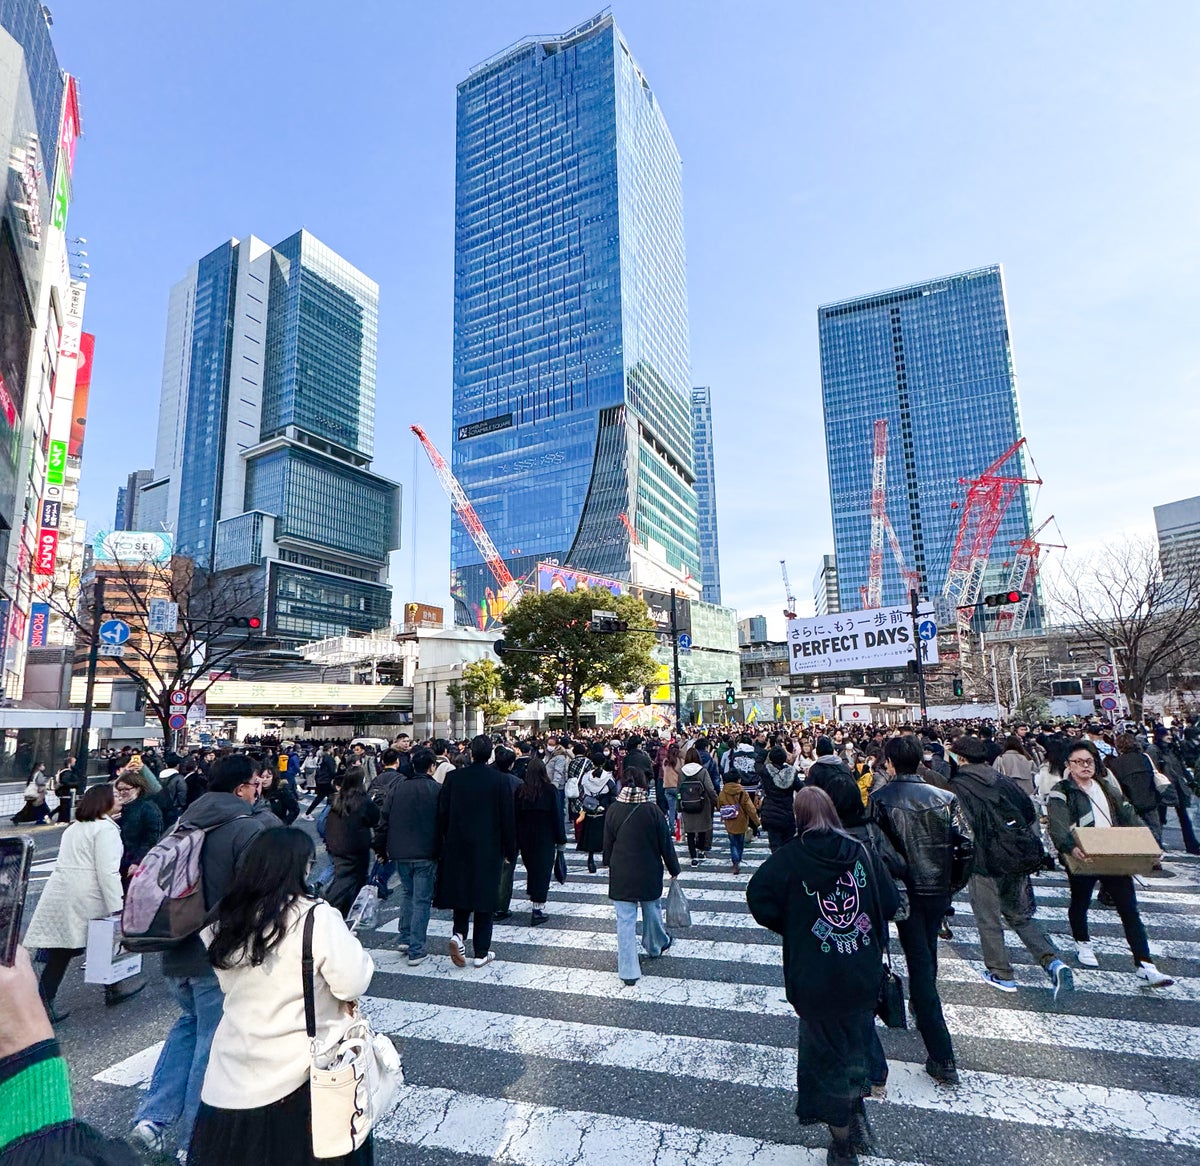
[[6, 711, 1197, 1166]]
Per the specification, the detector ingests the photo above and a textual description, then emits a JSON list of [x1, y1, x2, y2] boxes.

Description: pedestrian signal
[[724, 685, 736, 706]]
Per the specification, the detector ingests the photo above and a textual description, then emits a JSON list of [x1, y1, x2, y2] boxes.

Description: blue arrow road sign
[[677, 633, 692, 653], [917, 619, 938, 642], [99, 619, 131, 645]]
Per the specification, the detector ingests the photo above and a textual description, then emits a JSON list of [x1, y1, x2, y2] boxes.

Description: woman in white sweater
[[22, 783, 144, 1020], [190, 827, 375, 1166]]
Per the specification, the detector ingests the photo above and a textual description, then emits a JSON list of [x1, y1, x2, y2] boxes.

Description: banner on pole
[[787, 603, 938, 675]]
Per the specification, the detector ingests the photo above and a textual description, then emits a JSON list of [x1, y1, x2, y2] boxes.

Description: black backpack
[[679, 774, 706, 814], [954, 773, 1044, 878]]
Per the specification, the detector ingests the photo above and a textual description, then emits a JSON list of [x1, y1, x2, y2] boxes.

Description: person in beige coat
[[22, 783, 144, 1021]]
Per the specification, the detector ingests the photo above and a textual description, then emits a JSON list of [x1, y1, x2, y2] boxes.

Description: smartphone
[[0, 836, 34, 967]]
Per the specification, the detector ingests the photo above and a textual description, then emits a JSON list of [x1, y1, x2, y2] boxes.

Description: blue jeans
[[395, 859, 437, 958], [664, 788, 678, 837], [613, 898, 669, 982], [134, 974, 224, 1147], [729, 832, 746, 866]]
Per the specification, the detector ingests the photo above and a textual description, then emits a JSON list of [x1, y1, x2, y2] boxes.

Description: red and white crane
[[941, 438, 1042, 634], [411, 424, 519, 604], [859, 419, 922, 608], [781, 560, 797, 620], [991, 516, 1065, 636]]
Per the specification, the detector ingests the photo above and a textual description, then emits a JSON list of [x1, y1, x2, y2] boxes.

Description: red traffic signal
[[982, 591, 1024, 608], [231, 616, 262, 629]]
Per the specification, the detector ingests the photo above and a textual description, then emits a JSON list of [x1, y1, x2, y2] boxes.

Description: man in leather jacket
[[870, 733, 973, 1086]]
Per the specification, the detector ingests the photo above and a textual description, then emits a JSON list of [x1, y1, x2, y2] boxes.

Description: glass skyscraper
[[818, 265, 1035, 613], [691, 386, 721, 605], [140, 230, 399, 646], [450, 11, 699, 627]]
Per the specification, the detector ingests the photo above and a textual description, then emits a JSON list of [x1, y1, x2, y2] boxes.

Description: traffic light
[[230, 616, 262, 629], [982, 591, 1024, 607], [642, 686, 653, 704], [953, 677, 964, 698], [589, 618, 628, 632], [724, 685, 736, 706]]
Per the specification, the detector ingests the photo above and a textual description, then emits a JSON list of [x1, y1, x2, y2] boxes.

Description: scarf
[[616, 786, 649, 804]]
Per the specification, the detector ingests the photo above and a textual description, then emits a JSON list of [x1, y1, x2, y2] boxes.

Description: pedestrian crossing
[[87, 824, 1200, 1165]]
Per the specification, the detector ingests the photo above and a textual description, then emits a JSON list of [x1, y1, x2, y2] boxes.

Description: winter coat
[[724, 745, 759, 790], [23, 818, 123, 950], [576, 769, 617, 853], [870, 773, 972, 897], [806, 754, 855, 793], [515, 782, 567, 854], [760, 761, 802, 834], [434, 761, 517, 912], [323, 793, 381, 859], [949, 763, 1039, 879], [367, 766, 401, 812], [603, 799, 680, 902], [677, 761, 718, 835], [117, 796, 163, 874], [747, 829, 899, 1020], [1107, 751, 1160, 816], [993, 750, 1038, 798], [263, 780, 300, 825], [1047, 773, 1140, 858], [375, 771, 440, 861], [716, 780, 760, 835]]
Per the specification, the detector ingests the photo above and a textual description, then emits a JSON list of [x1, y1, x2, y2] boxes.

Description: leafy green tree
[[446, 658, 522, 729], [498, 587, 658, 731]]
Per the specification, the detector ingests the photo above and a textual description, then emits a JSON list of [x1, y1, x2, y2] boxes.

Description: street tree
[[47, 555, 267, 744], [1050, 535, 1200, 719], [446, 658, 521, 730], [497, 587, 657, 731]]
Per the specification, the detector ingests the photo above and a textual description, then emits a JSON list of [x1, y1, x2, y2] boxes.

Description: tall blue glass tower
[[691, 386, 721, 605], [818, 266, 1035, 613], [451, 11, 698, 627]]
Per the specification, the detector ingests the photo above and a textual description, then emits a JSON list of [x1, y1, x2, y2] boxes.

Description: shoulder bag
[[876, 944, 907, 1029], [302, 906, 403, 1158]]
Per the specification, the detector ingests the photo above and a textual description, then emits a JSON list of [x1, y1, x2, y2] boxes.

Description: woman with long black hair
[[514, 755, 567, 926], [323, 765, 380, 917], [747, 787, 900, 1166], [191, 828, 375, 1165]]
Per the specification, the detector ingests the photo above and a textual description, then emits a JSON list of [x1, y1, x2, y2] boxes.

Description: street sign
[[1099, 696, 1119, 711], [99, 643, 124, 658], [1095, 662, 1114, 677], [169, 689, 187, 706], [98, 619, 130, 645], [677, 633, 692, 653], [1096, 679, 1117, 694], [168, 713, 186, 731], [148, 598, 179, 634], [917, 619, 938, 642]]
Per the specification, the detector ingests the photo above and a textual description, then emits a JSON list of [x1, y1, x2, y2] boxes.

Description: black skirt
[[190, 1080, 374, 1166], [793, 1008, 874, 1128]]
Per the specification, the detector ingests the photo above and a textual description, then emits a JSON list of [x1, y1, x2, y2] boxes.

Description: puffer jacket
[[759, 761, 801, 833], [869, 773, 972, 896], [716, 780, 760, 835]]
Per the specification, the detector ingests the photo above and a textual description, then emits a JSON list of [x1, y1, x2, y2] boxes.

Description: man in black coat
[[435, 734, 517, 969]]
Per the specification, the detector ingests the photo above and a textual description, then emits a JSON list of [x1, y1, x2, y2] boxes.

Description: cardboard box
[[1065, 826, 1161, 877], [84, 914, 143, 985]]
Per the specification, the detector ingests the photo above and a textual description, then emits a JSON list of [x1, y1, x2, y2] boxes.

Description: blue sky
[[50, 1, 1200, 638]]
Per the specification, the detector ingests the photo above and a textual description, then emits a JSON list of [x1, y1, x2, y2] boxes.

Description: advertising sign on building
[[27, 603, 49, 648], [402, 602, 444, 629], [69, 332, 94, 456], [536, 563, 623, 596], [58, 282, 86, 360], [34, 528, 58, 575], [92, 530, 174, 565], [627, 585, 692, 638], [787, 603, 938, 676], [789, 693, 836, 724]]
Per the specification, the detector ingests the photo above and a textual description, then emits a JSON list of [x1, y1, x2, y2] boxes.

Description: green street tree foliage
[[498, 587, 658, 731], [446, 658, 522, 729]]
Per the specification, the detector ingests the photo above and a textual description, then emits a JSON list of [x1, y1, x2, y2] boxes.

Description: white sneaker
[[473, 951, 496, 968], [129, 1121, 167, 1155], [1076, 941, 1099, 967], [448, 933, 467, 968], [1138, 961, 1175, 988]]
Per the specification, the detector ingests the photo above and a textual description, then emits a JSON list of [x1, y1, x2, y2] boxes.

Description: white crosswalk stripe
[[90, 824, 1200, 1165]]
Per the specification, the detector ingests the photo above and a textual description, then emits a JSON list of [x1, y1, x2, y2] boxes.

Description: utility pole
[[670, 589, 682, 731], [909, 588, 927, 722], [74, 575, 105, 784]]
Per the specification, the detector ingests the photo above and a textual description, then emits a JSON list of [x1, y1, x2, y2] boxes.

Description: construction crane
[[411, 424, 519, 604], [859, 419, 922, 608], [941, 438, 1042, 635], [780, 560, 797, 620], [992, 516, 1066, 637]]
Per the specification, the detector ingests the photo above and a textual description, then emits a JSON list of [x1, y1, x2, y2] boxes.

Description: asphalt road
[[5, 812, 1200, 1166]]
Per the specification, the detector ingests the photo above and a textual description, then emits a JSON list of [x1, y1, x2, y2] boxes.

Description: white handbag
[[302, 908, 402, 1158]]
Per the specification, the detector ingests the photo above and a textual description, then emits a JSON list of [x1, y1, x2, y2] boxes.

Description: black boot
[[46, 999, 70, 1024], [848, 1100, 875, 1155], [531, 909, 548, 926], [827, 1134, 858, 1165], [105, 975, 146, 1006], [925, 1057, 960, 1086], [587, 855, 596, 874]]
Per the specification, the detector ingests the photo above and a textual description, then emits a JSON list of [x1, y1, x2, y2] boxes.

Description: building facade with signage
[[0, 2, 91, 697], [818, 266, 1035, 613], [450, 12, 700, 628], [691, 386, 721, 605], [139, 230, 401, 646]]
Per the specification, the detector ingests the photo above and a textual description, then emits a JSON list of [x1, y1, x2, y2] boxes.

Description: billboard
[[403, 602, 444, 628], [787, 603, 938, 675], [535, 563, 623, 597], [92, 530, 174, 565], [27, 603, 49, 647], [627, 584, 691, 638], [69, 331, 93, 456], [789, 693, 836, 724]]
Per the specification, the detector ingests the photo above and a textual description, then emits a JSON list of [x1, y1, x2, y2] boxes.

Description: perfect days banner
[[787, 603, 938, 675]]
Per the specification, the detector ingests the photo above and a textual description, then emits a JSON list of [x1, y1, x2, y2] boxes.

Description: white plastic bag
[[346, 884, 380, 932], [665, 880, 691, 930]]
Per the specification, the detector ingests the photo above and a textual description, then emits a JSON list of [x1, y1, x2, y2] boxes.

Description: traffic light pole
[[669, 589, 682, 731], [74, 576, 105, 785], [909, 588, 927, 723]]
